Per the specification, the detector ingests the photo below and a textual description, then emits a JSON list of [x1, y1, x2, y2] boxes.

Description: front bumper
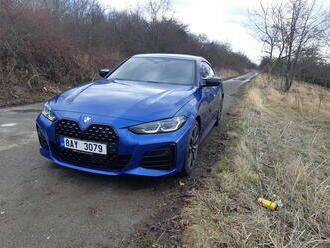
[[36, 112, 193, 177]]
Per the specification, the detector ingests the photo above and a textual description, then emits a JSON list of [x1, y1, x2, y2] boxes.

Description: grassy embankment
[[182, 74, 330, 247]]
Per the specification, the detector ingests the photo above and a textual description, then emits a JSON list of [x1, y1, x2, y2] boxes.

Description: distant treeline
[[260, 57, 330, 88], [0, 0, 255, 98]]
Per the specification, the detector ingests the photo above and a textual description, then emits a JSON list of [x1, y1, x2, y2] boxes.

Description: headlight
[[42, 102, 56, 122], [129, 116, 187, 134]]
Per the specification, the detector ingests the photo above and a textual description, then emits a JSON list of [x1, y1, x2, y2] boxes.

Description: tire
[[214, 97, 224, 127], [181, 120, 200, 176]]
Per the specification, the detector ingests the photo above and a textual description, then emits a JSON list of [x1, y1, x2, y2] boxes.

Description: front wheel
[[215, 97, 224, 127], [181, 120, 200, 176]]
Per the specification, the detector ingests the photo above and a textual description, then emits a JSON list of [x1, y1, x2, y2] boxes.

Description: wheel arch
[[195, 115, 201, 130]]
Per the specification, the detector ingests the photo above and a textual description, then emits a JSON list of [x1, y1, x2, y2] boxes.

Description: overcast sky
[[99, 0, 330, 64]]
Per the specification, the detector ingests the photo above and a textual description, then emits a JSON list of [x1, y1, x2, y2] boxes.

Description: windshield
[[109, 57, 196, 85]]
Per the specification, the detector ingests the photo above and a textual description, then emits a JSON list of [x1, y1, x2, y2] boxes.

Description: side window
[[201, 62, 215, 79]]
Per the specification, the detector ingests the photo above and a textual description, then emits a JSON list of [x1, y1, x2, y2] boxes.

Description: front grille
[[140, 145, 175, 170], [37, 125, 49, 150], [54, 119, 129, 169], [55, 119, 117, 152]]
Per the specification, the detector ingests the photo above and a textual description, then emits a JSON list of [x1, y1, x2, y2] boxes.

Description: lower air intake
[[140, 145, 175, 170], [37, 125, 49, 150]]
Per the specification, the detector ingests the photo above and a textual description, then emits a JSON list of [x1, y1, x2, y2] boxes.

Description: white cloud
[[100, 0, 141, 10], [173, 0, 264, 63], [99, 0, 330, 64]]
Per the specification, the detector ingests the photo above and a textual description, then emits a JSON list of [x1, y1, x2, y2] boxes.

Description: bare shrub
[[0, 0, 256, 106]]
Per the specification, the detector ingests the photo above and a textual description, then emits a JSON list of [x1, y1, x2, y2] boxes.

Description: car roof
[[133, 53, 210, 63]]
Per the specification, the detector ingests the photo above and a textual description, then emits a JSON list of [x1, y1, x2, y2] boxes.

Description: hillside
[[0, 0, 255, 107]]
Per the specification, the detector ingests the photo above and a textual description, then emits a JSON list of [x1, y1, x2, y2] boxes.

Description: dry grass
[[217, 69, 241, 80], [182, 74, 330, 248], [253, 75, 330, 117]]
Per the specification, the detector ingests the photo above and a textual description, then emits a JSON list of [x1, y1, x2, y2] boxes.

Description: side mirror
[[99, 69, 110, 78], [204, 76, 222, 87]]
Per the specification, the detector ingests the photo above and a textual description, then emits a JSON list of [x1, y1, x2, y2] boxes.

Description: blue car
[[36, 54, 224, 177]]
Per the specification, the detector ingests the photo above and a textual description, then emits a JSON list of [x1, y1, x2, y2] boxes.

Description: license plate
[[60, 137, 107, 155]]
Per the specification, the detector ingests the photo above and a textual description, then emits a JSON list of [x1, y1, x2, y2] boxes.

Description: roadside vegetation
[[0, 0, 255, 107], [217, 69, 242, 80], [250, 0, 330, 90], [182, 75, 330, 247]]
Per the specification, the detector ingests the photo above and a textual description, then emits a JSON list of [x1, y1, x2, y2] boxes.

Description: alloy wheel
[[186, 124, 200, 170]]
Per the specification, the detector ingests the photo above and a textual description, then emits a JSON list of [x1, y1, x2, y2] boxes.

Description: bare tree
[[250, 0, 329, 91], [249, 2, 285, 78], [145, 0, 171, 21], [143, 0, 173, 52]]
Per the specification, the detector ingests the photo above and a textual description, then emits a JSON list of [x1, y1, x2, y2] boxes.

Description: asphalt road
[[0, 72, 257, 248]]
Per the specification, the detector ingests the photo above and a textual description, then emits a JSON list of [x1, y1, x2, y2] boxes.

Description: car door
[[204, 63, 222, 119], [200, 62, 220, 131]]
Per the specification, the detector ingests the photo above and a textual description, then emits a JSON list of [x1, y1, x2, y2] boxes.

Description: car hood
[[50, 79, 196, 122]]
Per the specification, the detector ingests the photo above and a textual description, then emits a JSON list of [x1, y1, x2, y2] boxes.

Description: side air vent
[[140, 145, 175, 170]]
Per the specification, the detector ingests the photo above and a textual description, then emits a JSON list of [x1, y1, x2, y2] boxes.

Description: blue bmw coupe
[[36, 54, 224, 177]]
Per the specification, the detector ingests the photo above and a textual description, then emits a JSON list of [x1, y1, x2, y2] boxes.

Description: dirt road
[[0, 73, 257, 248]]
